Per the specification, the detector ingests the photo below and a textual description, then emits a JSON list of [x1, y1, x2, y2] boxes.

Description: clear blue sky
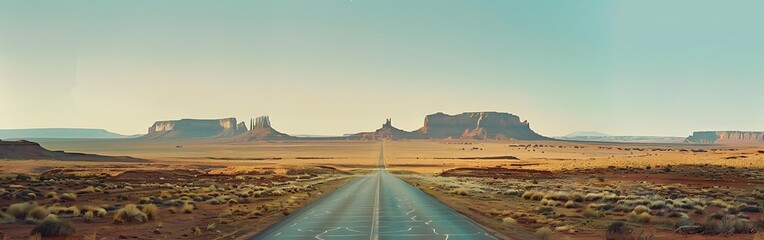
[[1, 1, 762, 137]]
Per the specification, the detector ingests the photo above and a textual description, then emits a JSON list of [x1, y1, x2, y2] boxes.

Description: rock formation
[[684, 131, 764, 145], [143, 117, 248, 139], [352, 118, 418, 140], [0, 139, 145, 162], [350, 112, 547, 140], [414, 112, 547, 140], [236, 116, 296, 141]]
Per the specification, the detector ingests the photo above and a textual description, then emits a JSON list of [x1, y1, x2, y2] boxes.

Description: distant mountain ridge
[[0, 128, 138, 139], [559, 131, 684, 143], [0, 139, 145, 162]]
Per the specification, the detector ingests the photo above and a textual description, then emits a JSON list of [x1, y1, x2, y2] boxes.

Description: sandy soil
[[1, 139, 763, 239]]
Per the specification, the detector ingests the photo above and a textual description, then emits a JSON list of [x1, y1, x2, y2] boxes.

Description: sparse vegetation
[[30, 214, 75, 237], [113, 204, 148, 224]]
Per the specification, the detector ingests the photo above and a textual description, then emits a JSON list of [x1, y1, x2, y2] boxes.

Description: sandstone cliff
[[414, 112, 547, 140], [351, 119, 420, 140], [684, 131, 764, 145], [236, 116, 296, 141], [143, 117, 248, 139], [350, 112, 547, 140]]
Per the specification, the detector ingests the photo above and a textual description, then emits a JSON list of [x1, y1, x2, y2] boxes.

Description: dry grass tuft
[[182, 203, 194, 214], [534, 227, 554, 240], [60, 193, 77, 201], [8, 201, 38, 220], [83, 211, 94, 222], [193, 226, 202, 236], [113, 204, 148, 224], [142, 204, 160, 220], [30, 214, 75, 237], [75, 186, 96, 194], [25, 206, 50, 223], [502, 216, 517, 225]]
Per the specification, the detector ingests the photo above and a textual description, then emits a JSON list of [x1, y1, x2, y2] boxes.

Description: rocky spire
[[383, 118, 392, 128], [253, 116, 271, 129]]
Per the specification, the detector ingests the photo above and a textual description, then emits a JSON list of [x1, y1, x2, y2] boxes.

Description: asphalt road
[[252, 143, 500, 240]]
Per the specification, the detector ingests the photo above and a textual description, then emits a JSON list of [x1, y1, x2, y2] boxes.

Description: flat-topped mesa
[[144, 117, 247, 139], [684, 131, 764, 145], [414, 112, 547, 140]]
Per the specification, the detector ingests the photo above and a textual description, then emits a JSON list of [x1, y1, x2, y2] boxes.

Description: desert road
[[252, 143, 501, 240]]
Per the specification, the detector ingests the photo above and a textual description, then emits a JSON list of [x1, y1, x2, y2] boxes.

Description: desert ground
[[1, 139, 763, 239]]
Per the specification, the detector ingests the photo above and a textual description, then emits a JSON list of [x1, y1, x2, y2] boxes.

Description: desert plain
[[0, 138, 762, 239]]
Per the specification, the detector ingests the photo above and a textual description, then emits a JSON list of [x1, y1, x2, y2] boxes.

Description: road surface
[[252, 143, 500, 240]]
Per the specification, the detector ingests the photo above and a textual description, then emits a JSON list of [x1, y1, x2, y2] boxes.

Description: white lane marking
[[315, 227, 341, 240], [406, 209, 415, 214], [371, 172, 381, 240]]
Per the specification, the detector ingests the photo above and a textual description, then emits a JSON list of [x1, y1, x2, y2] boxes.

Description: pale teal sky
[[1, 1, 763, 137]]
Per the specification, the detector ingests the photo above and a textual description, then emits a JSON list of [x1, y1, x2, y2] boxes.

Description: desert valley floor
[[1, 139, 763, 239]]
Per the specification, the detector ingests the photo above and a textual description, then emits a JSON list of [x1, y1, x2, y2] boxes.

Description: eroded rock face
[[415, 112, 547, 140], [144, 118, 247, 139], [351, 112, 547, 140], [237, 116, 295, 141], [685, 131, 764, 145]]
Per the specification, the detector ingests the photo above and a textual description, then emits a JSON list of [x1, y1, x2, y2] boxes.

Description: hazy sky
[[1, 1, 763, 137]]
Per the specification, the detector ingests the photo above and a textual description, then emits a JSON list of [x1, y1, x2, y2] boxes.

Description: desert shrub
[[648, 200, 666, 209], [537, 206, 555, 215], [521, 190, 536, 200], [629, 212, 651, 223], [141, 204, 159, 220], [531, 191, 545, 201], [544, 191, 570, 201], [25, 206, 50, 223], [710, 199, 730, 208], [503, 189, 521, 196], [637, 212, 652, 223], [75, 186, 96, 194], [450, 188, 470, 196], [606, 221, 629, 234], [44, 192, 57, 199], [83, 211, 94, 222], [159, 191, 173, 198], [534, 227, 554, 240], [0, 211, 15, 223], [182, 203, 194, 213], [739, 205, 763, 213], [193, 227, 202, 236], [8, 202, 40, 220], [502, 216, 517, 225], [30, 215, 75, 237], [60, 193, 77, 201], [583, 208, 603, 218], [83, 206, 106, 217], [674, 217, 695, 228], [554, 225, 574, 233], [564, 200, 578, 208], [633, 205, 650, 214], [113, 204, 148, 224]]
